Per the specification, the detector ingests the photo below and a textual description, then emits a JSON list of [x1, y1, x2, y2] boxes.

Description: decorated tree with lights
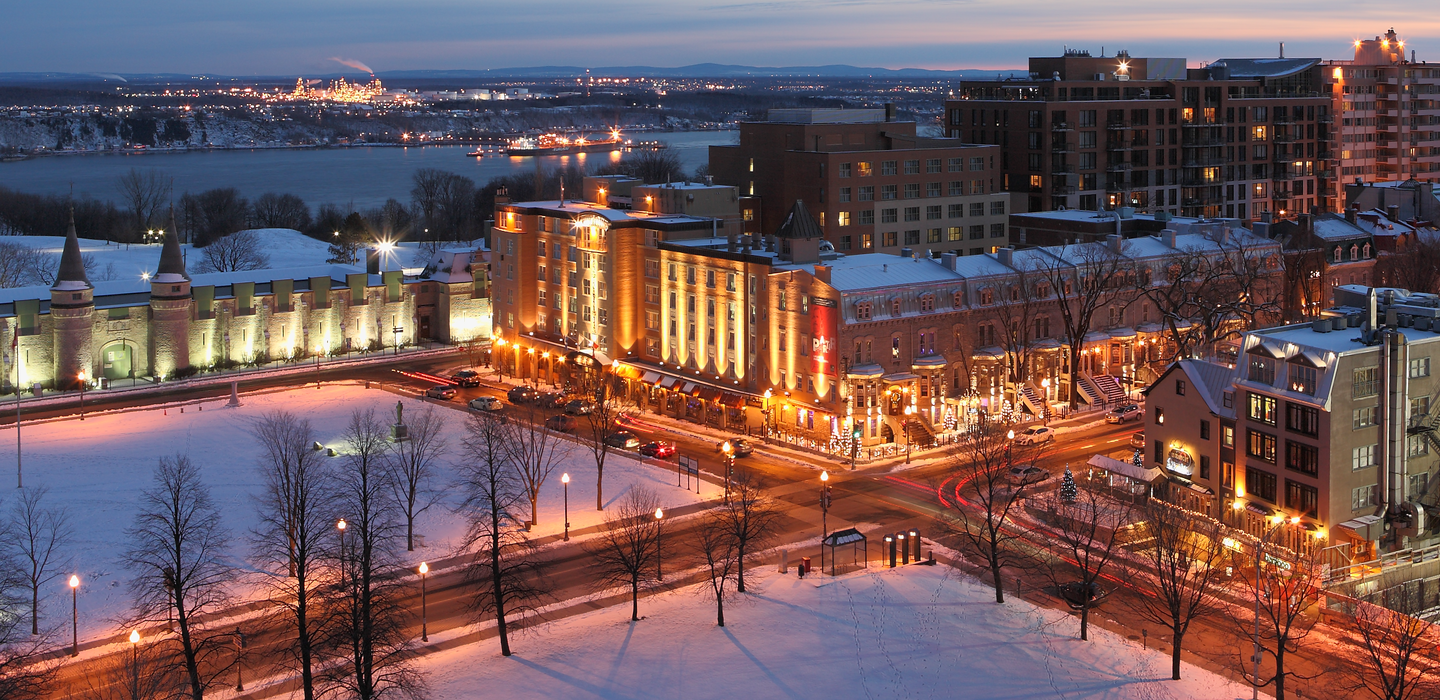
[[1059, 465, 1078, 503], [1133, 448, 1145, 473]]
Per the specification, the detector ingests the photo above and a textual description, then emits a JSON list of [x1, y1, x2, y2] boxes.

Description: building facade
[[709, 107, 1010, 257], [946, 50, 1333, 221], [1325, 29, 1440, 195], [1, 223, 491, 392]]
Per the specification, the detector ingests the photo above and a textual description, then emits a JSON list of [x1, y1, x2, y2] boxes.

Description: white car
[[1105, 404, 1143, 423], [1014, 425, 1055, 445], [468, 396, 503, 412], [1007, 465, 1051, 485]]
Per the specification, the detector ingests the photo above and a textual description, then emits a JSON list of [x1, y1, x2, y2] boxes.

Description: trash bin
[[801, 556, 812, 574]]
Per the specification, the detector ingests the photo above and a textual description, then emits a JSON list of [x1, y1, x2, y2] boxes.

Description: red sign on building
[[811, 297, 838, 376]]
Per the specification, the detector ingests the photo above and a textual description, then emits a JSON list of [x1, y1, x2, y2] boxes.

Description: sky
[[6, 0, 1440, 75]]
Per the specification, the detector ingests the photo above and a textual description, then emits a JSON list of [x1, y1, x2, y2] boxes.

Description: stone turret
[[148, 227, 191, 379], [50, 211, 94, 390]]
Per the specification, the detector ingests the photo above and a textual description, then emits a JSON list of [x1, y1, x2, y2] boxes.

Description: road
[[25, 359, 1343, 699]]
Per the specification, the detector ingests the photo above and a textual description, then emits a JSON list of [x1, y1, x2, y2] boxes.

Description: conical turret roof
[[52, 209, 92, 291], [154, 220, 189, 283], [775, 199, 824, 240]]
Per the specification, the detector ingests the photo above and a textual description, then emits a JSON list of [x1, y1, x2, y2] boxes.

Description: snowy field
[[417, 564, 1256, 700], [1, 383, 703, 642]]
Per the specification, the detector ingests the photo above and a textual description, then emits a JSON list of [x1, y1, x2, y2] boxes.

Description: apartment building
[[708, 107, 1009, 257], [945, 50, 1332, 221], [1144, 286, 1440, 559], [1325, 29, 1440, 196]]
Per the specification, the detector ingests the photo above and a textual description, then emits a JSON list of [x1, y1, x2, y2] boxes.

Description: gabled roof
[[52, 210, 92, 291], [775, 200, 823, 240], [1145, 359, 1235, 418]]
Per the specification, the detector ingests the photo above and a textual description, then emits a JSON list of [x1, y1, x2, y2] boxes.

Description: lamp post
[[1006, 429, 1015, 473], [336, 518, 347, 590], [129, 629, 140, 699], [1040, 378, 1051, 423], [69, 574, 79, 656], [418, 562, 429, 642], [654, 507, 665, 581], [850, 422, 860, 471], [903, 404, 916, 464], [1251, 515, 1296, 700], [721, 441, 734, 500], [561, 473, 570, 541], [820, 471, 831, 575], [77, 371, 86, 420], [234, 627, 246, 692]]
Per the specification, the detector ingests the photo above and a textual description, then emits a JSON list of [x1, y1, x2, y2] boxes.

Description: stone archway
[[101, 341, 134, 381]]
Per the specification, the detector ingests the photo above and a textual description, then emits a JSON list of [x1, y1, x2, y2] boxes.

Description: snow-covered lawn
[[419, 564, 1257, 700], [4, 228, 337, 280], [4, 383, 703, 642]]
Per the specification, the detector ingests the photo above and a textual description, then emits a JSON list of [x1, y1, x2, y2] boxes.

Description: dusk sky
[[7, 0, 1440, 75]]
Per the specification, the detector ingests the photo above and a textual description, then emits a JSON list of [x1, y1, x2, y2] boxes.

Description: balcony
[[1105, 182, 1132, 193], [1182, 157, 1225, 168], [1106, 121, 1133, 130], [1052, 122, 1074, 132], [1182, 119, 1219, 127], [1106, 162, 1133, 172], [1051, 143, 1075, 153], [1183, 136, 1224, 147], [1106, 143, 1133, 151], [1272, 170, 1297, 181], [1050, 185, 1078, 195], [1052, 165, 1077, 175]]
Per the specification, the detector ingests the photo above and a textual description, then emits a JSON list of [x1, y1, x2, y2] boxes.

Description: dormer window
[[891, 298, 902, 316], [1334, 246, 1343, 263], [1350, 244, 1360, 261], [1363, 243, 1371, 258]]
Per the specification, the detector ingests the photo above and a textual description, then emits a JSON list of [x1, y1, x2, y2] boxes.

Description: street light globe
[[655, 508, 664, 520], [419, 562, 429, 575], [69, 575, 80, 589], [129, 630, 140, 644], [561, 473, 570, 484], [820, 471, 830, 483], [1007, 430, 1015, 440], [1290, 516, 1301, 525], [336, 518, 347, 531]]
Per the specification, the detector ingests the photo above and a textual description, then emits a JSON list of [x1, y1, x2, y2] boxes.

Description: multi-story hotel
[[1325, 28, 1440, 194], [945, 50, 1333, 221], [1145, 286, 1440, 559], [709, 107, 1010, 257]]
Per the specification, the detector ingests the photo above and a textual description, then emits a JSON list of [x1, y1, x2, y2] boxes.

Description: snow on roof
[[1178, 359, 1237, 418], [503, 200, 711, 226], [1211, 57, 1321, 78], [1312, 215, 1371, 242], [821, 254, 964, 292]]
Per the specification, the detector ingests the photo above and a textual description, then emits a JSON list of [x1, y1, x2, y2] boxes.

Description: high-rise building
[[709, 107, 1008, 256], [1325, 28, 1440, 195], [945, 50, 1333, 222]]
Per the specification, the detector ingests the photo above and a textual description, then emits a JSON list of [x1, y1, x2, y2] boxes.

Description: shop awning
[[659, 376, 683, 390], [1087, 454, 1162, 482], [680, 382, 697, 394], [1338, 514, 1385, 541], [641, 371, 662, 384], [1185, 482, 1214, 495], [721, 393, 746, 408], [1245, 501, 1274, 517], [696, 387, 722, 402]]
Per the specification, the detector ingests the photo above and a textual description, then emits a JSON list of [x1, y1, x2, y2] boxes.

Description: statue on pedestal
[[390, 399, 409, 442]]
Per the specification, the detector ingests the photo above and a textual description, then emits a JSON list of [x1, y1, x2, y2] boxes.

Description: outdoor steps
[[1092, 373, 1128, 404], [1076, 374, 1103, 406], [905, 416, 936, 447], [1017, 384, 1044, 415]]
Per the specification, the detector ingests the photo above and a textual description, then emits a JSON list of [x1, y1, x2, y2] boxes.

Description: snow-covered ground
[[418, 564, 1257, 700], [3, 383, 703, 642], [3, 228, 334, 281]]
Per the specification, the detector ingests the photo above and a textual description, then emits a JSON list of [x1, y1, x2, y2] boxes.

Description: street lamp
[[655, 507, 665, 581], [78, 371, 86, 420], [129, 629, 140, 699], [721, 441, 734, 500], [903, 404, 916, 464], [418, 562, 429, 642], [1251, 514, 1294, 700], [1040, 378, 1051, 423], [69, 574, 79, 656], [561, 473, 570, 541], [1006, 429, 1016, 473], [336, 518, 347, 589], [820, 471, 831, 575]]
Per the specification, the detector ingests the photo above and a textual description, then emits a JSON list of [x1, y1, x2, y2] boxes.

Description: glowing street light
[[655, 507, 665, 581], [78, 371, 87, 420], [561, 473, 571, 541], [418, 562, 429, 642], [69, 574, 80, 656], [129, 629, 140, 698], [820, 471, 831, 575]]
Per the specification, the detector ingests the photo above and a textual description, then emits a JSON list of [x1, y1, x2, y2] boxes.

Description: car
[[1130, 430, 1145, 449], [717, 438, 754, 457], [564, 399, 595, 415], [1058, 581, 1110, 610], [468, 396, 503, 412], [450, 369, 482, 388], [425, 385, 457, 400], [507, 386, 539, 404], [1014, 425, 1055, 445], [545, 414, 577, 433], [1006, 464, 1051, 485], [1105, 404, 1143, 424], [536, 392, 567, 409], [604, 431, 641, 449], [640, 441, 676, 458]]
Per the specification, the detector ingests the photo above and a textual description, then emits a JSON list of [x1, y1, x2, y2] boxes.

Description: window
[[1200, 456, 1211, 480], [645, 260, 660, 278], [1352, 484, 1377, 511], [1286, 480, 1319, 518], [881, 208, 898, 223], [1288, 364, 1317, 395], [948, 227, 962, 241], [903, 159, 920, 175], [948, 157, 963, 172], [1412, 397, 1431, 427], [706, 270, 716, 288], [883, 232, 898, 247], [1352, 444, 1377, 470], [1223, 425, 1235, 447], [926, 158, 942, 174], [1154, 439, 1164, 463], [969, 202, 985, 217], [859, 186, 874, 201], [1408, 434, 1430, 458], [1286, 403, 1319, 437], [1248, 356, 1274, 384], [926, 205, 942, 220], [857, 161, 872, 177], [904, 207, 920, 222], [839, 162, 852, 178], [1353, 406, 1378, 429], [949, 181, 965, 196], [1412, 357, 1432, 378], [1155, 407, 1165, 425], [837, 211, 851, 226], [1354, 367, 1380, 398], [990, 223, 1006, 238], [645, 284, 659, 304], [859, 210, 874, 225], [1176, 380, 1187, 396], [948, 204, 964, 218], [970, 156, 985, 171], [1246, 467, 1277, 503], [1223, 392, 1234, 408], [882, 185, 898, 200], [990, 201, 1006, 215], [903, 183, 920, 199], [1246, 429, 1277, 463], [927, 182, 942, 198], [970, 225, 985, 240], [645, 311, 659, 330], [919, 294, 935, 312], [881, 160, 898, 176], [1247, 393, 1277, 425], [855, 302, 872, 321], [862, 233, 874, 250], [1285, 441, 1319, 476], [686, 267, 696, 285], [1410, 473, 1429, 501], [839, 187, 852, 202], [927, 228, 942, 243]]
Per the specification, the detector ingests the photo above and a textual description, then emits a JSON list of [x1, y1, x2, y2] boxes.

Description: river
[[0, 131, 737, 210]]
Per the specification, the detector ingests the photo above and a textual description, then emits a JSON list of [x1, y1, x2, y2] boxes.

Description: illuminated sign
[[1165, 445, 1194, 477], [811, 296, 838, 376]]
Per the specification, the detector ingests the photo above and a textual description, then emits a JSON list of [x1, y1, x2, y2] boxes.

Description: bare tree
[[456, 413, 547, 657], [942, 421, 1045, 603], [75, 635, 173, 700], [1232, 537, 1326, 700], [195, 229, 270, 273], [385, 405, 447, 551], [0, 241, 51, 289], [0, 499, 54, 700], [1342, 577, 1440, 700], [116, 168, 172, 237], [328, 212, 370, 266], [720, 472, 782, 593], [586, 486, 662, 622], [1376, 237, 1440, 296], [694, 509, 740, 627], [1037, 242, 1132, 409], [986, 265, 1050, 412], [248, 411, 333, 700], [7, 486, 71, 636], [410, 169, 448, 233], [504, 404, 569, 532], [1127, 500, 1228, 680], [575, 366, 631, 511], [124, 455, 234, 700], [251, 193, 312, 231], [327, 409, 422, 700], [1044, 485, 1129, 641]]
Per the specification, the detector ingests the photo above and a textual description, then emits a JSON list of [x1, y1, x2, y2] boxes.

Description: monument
[[390, 399, 409, 441]]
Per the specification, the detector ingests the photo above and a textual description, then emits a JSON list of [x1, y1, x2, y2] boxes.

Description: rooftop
[[805, 254, 963, 292], [1210, 58, 1322, 79], [764, 108, 888, 124]]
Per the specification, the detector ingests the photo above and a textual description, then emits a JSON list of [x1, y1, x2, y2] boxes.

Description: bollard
[[779, 549, 788, 574], [886, 535, 896, 568], [909, 528, 921, 562], [899, 533, 909, 565]]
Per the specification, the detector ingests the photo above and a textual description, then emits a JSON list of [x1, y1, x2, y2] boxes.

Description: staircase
[[1076, 374, 1103, 406], [1017, 384, 1045, 416], [904, 418, 936, 448], [1092, 374, 1128, 404]]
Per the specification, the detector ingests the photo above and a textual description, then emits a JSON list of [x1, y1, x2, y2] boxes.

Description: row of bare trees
[[943, 419, 1438, 699]]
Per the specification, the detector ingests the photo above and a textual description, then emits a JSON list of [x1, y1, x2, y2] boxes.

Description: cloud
[[328, 56, 373, 74]]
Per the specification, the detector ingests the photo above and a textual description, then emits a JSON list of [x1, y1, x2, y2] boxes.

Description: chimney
[[1387, 204, 1401, 223], [813, 264, 831, 284], [885, 103, 896, 122], [495, 186, 510, 205], [1161, 229, 1178, 249], [941, 252, 958, 270], [1345, 206, 1358, 224], [1106, 233, 1123, 254], [996, 246, 1014, 267], [1279, 41, 1285, 59]]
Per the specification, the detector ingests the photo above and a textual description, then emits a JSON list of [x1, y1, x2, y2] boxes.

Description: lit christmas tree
[[1060, 465, 1078, 503], [943, 407, 959, 431], [1133, 448, 1145, 472]]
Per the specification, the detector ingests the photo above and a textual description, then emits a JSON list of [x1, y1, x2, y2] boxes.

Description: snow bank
[[417, 564, 1257, 700]]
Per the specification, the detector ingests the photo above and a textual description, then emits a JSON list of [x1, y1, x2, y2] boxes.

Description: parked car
[[1014, 425, 1055, 445], [507, 386, 539, 404], [536, 392, 567, 409], [451, 369, 482, 388], [545, 414, 577, 433], [640, 441, 676, 458], [425, 385, 457, 400], [1058, 581, 1110, 610], [468, 396, 503, 412], [564, 399, 595, 415], [717, 438, 754, 457], [1105, 404, 1143, 423], [605, 431, 641, 449], [1130, 430, 1145, 449], [1006, 464, 1051, 485]]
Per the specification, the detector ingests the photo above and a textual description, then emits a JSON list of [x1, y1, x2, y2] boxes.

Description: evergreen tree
[[1059, 465, 1078, 503], [326, 212, 369, 265]]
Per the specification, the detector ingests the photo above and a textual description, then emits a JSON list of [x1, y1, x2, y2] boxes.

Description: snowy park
[[416, 563, 1256, 700], [0, 383, 703, 642]]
